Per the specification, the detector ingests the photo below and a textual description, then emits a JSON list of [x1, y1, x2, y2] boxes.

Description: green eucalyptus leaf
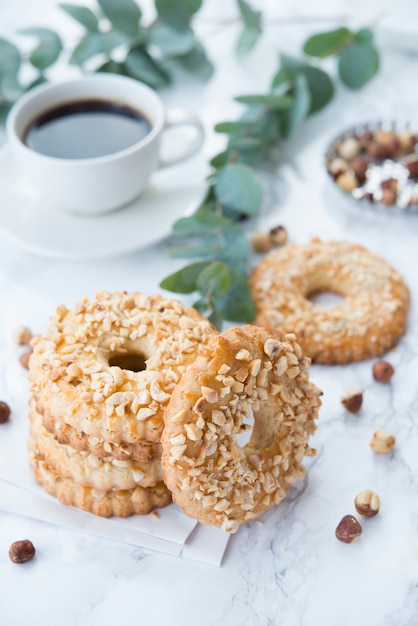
[[0, 38, 21, 77], [279, 54, 334, 113], [215, 163, 262, 216], [96, 59, 127, 75], [271, 66, 290, 91], [197, 261, 231, 297], [172, 211, 231, 236], [217, 224, 249, 262], [207, 309, 223, 330], [212, 268, 255, 322], [155, 0, 202, 32], [0, 102, 12, 123], [97, 0, 141, 36], [25, 74, 48, 90], [303, 27, 351, 58], [169, 245, 217, 259], [1, 73, 22, 100], [354, 28, 373, 43], [59, 4, 99, 32], [175, 43, 213, 79], [159, 261, 209, 294], [235, 93, 293, 110], [19, 28, 62, 70], [236, 0, 262, 55], [192, 299, 209, 315], [338, 40, 379, 89], [124, 47, 170, 88], [215, 119, 260, 134], [69, 32, 104, 65], [210, 150, 230, 168], [149, 24, 195, 56], [279, 72, 310, 138]]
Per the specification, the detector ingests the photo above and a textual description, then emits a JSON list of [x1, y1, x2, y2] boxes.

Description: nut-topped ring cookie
[[162, 325, 322, 533], [249, 240, 409, 364], [30, 291, 217, 447], [28, 401, 164, 491]]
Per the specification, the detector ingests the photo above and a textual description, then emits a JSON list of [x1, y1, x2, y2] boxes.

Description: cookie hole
[[108, 352, 147, 372], [308, 291, 345, 308], [236, 409, 254, 448]]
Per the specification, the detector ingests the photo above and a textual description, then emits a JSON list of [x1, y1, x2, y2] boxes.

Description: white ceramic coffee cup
[[6, 74, 204, 215]]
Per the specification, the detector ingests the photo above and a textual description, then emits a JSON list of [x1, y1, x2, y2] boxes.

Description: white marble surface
[[1, 1, 418, 624]]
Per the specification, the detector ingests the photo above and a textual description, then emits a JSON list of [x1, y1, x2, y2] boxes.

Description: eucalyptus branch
[[160, 22, 381, 328]]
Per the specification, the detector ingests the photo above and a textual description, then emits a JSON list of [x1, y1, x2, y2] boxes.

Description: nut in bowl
[[325, 121, 418, 214]]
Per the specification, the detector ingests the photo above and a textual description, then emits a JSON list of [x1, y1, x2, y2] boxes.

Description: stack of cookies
[[28, 291, 217, 517]]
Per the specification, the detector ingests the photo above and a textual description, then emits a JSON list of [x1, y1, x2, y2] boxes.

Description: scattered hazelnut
[[349, 156, 369, 184], [328, 157, 348, 178], [354, 489, 381, 517], [9, 539, 36, 564], [370, 428, 396, 454], [19, 348, 33, 370], [341, 387, 363, 413], [407, 195, 418, 207], [12, 325, 33, 346], [366, 141, 387, 160], [336, 171, 358, 193], [335, 515, 362, 544], [269, 225, 288, 246], [337, 136, 361, 161], [372, 360, 394, 383], [380, 188, 397, 206], [404, 154, 418, 179], [0, 401, 11, 424], [250, 232, 272, 253]]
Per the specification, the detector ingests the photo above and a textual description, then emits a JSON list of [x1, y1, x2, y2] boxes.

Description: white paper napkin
[[0, 392, 230, 566]]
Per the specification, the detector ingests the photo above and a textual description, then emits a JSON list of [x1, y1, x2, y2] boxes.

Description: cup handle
[[158, 109, 204, 169]]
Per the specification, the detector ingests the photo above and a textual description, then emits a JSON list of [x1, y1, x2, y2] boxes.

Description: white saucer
[[0, 147, 208, 260]]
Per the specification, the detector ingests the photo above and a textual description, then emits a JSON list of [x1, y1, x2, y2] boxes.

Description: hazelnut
[[349, 156, 369, 184], [12, 325, 33, 346], [354, 489, 381, 517], [335, 515, 362, 544], [407, 195, 418, 207], [380, 188, 397, 206], [373, 129, 399, 157], [381, 178, 398, 192], [251, 232, 272, 253], [372, 360, 394, 383], [336, 171, 358, 193], [355, 132, 372, 152], [361, 192, 374, 203], [397, 130, 416, 154], [337, 136, 361, 161], [19, 348, 33, 370], [0, 401, 11, 424], [341, 387, 363, 413], [366, 141, 387, 160], [370, 428, 396, 454], [9, 539, 36, 564], [328, 157, 348, 178], [404, 154, 418, 179], [269, 225, 288, 246]]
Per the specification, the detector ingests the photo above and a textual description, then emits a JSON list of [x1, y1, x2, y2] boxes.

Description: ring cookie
[[250, 240, 409, 364], [162, 325, 322, 533], [29, 447, 171, 517], [37, 397, 162, 462], [29, 291, 217, 447], [29, 401, 164, 491]]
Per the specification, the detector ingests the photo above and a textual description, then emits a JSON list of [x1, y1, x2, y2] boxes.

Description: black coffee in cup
[[23, 99, 152, 159]]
